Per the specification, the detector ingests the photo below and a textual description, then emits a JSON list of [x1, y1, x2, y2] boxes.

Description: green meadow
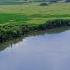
[[0, 2, 70, 41], [0, 3, 70, 24]]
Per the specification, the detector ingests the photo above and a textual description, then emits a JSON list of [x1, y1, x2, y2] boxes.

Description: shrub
[[40, 3, 48, 6]]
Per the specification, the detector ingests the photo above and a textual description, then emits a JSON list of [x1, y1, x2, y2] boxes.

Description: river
[[0, 27, 70, 70]]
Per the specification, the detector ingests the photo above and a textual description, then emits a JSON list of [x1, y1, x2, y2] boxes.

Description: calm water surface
[[0, 28, 70, 70]]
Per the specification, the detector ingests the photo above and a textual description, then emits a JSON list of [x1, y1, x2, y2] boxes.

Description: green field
[[0, 3, 70, 23], [0, 3, 70, 41], [0, 3, 70, 24]]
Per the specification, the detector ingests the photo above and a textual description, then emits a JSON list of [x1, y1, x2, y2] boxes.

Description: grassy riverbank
[[0, 3, 70, 41]]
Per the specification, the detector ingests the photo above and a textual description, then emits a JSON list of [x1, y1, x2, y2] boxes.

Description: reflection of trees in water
[[0, 37, 23, 52], [47, 26, 70, 34], [0, 26, 70, 52]]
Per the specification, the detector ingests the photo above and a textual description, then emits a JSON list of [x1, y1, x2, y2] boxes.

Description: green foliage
[[40, 3, 48, 6]]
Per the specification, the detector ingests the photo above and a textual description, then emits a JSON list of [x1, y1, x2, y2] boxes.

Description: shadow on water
[[47, 26, 70, 34], [0, 37, 23, 52], [0, 26, 70, 52]]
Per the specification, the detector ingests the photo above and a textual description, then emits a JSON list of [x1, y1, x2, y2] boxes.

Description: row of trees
[[0, 0, 70, 3]]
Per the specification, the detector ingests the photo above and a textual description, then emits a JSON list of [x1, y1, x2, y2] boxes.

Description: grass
[[0, 3, 70, 24], [0, 2, 70, 41], [0, 14, 30, 24]]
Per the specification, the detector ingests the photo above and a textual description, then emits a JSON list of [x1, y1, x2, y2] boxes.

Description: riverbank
[[0, 3, 70, 41], [0, 17, 70, 42]]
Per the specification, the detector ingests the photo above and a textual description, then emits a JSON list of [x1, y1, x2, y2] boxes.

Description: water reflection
[[0, 26, 70, 52]]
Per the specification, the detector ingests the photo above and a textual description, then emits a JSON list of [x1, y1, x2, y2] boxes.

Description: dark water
[[0, 27, 70, 70]]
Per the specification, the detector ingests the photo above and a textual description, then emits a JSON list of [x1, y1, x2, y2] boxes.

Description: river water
[[0, 27, 70, 70]]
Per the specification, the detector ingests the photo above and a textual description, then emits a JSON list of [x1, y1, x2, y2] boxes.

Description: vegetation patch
[[0, 3, 70, 42], [40, 3, 48, 6], [0, 14, 30, 24], [0, 18, 70, 42]]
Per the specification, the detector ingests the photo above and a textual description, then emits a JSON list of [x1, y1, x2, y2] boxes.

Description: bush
[[40, 3, 48, 6]]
